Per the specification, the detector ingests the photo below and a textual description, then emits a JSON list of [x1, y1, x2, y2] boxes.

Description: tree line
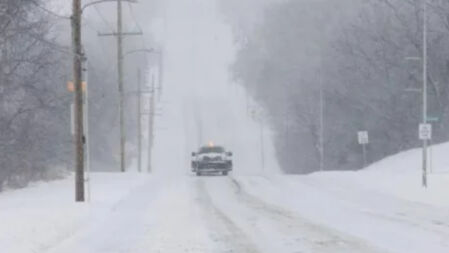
[[230, 0, 449, 173], [0, 0, 71, 190], [0, 0, 152, 191]]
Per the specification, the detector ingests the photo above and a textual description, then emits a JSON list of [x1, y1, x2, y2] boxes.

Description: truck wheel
[[222, 171, 228, 176], [196, 172, 202, 176]]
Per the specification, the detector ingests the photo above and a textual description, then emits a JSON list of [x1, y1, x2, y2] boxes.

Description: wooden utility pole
[[72, 0, 85, 202], [137, 68, 142, 172], [422, 0, 428, 188], [98, 0, 142, 173], [117, 0, 125, 172], [148, 73, 156, 172], [260, 121, 265, 173], [157, 51, 164, 101]]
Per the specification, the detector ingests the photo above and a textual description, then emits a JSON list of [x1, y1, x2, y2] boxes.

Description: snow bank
[[309, 142, 449, 207], [233, 142, 449, 253], [0, 172, 149, 253]]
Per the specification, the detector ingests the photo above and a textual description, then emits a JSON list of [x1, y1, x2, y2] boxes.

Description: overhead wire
[[127, 3, 143, 32], [30, 0, 116, 34], [93, 4, 116, 32], [29, 0, 70, 20], [26, 0, 121, 106], [127, 2, 147, 49]]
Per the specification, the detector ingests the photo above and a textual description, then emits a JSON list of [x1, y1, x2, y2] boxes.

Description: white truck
[[191, 145, 233, 176]]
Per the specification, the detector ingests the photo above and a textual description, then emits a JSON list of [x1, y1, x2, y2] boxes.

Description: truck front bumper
[[195, 161, 232, 172]]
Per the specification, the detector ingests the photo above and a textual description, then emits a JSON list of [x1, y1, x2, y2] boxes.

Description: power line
[[82, 17, 102, 34], [93, 5, 115, 32], [127, 2, 147, 48], [127, 3, 143, 33], [29, 0, 70, 20]]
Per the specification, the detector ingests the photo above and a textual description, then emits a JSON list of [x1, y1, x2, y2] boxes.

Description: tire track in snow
[[227, 177, 386, 253], [194, 179, 261, 253]]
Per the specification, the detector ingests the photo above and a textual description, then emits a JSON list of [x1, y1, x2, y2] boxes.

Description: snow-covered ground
[[3, 144, 449, 252], [0, 173, 150, 253], [3, 0, 449, 252]]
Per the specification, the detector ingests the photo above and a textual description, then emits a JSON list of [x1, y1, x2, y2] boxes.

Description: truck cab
[[191, 145, 233, 176]]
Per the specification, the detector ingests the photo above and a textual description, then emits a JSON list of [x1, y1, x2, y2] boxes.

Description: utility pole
[[285, 113, 290, 168], [319, 86, 324, 171], [98, 0, 142, 173], [422, 0, 428, 187], [148, 72, 156, 172], [157, 51, 164, 101], [137, 68, 142, 172], [82, 56, 91, 201], [317, 51, 326, 172], [117, 0, 125, 173], [72, 0, 84, 202], [260, 121, 265, 173]]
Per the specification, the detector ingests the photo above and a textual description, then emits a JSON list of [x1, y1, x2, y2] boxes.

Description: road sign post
[[358, 131, 369, 168], [419, 123, 431, 187], [419, 123, 432, 140]]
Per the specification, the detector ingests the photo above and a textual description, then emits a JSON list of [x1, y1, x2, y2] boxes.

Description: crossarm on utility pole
[[98, 32, 143, 36]]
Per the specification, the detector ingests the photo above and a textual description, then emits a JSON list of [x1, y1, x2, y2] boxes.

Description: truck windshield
[[199, 146, 225, 154]]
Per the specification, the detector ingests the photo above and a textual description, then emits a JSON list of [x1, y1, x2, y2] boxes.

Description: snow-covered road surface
[[142, 175, 381, 253], [4, 169, 449, 253], [199, 176, 384, 253], [9, 174, 385, 253]]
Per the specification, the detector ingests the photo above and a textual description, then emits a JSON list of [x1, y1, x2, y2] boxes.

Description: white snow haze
[[151, 0, 280, 176]]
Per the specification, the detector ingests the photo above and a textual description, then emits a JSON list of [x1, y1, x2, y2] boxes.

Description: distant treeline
[[231, 0, 449, 173], [0, 0, 71, 190], [0, 0, 150, 191]]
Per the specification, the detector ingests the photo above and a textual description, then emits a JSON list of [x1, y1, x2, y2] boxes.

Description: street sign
[[358, 131, 369, 145], [426, 117, 439, 123], [419, 123, 432, 140]]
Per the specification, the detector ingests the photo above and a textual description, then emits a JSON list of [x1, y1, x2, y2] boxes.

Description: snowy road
[[19, 170, 447, 253], [4, 170, 449, 252], [38, 174, 388, 253], [197, 176, 384, 253]]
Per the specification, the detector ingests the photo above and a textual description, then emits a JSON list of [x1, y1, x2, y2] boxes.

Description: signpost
[[358, 131, 369, 168], [419, 123, 432, 140], [419, 123, 431, 187]]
